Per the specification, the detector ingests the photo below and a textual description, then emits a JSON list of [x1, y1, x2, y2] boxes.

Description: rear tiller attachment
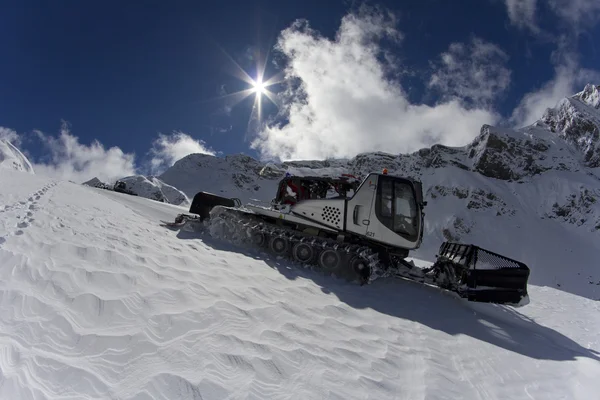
[[430, 242, 530, 306]]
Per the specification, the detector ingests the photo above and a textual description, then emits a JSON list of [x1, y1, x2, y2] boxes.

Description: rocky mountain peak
[[466, 124, 570, 181], [541, 84, 600, 168], [577, 83, 600, 109]]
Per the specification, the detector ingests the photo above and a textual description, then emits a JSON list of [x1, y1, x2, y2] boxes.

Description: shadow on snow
[[171, 227, 600, 364]]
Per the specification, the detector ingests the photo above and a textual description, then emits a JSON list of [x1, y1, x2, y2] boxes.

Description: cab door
[[345, 173, 378, 236], [369, 175, 422, 249]]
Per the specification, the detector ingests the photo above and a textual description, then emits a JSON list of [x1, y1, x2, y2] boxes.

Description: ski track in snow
[[0, 170, 599, 399]]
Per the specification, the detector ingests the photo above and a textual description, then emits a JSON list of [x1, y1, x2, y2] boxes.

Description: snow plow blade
[[188, 192, 241, 221], [162, 192, 242, 229], [434, 242, 530, 306]]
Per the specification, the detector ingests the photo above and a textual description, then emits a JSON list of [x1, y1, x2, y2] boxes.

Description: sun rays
[[210, 42, 285, 134]]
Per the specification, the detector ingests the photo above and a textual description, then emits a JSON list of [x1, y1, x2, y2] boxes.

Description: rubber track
[[173, 209, 449, 287], [205, 209, 394, 284]]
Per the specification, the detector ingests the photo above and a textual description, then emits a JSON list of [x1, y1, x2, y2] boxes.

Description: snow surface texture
[[0, 168, 599, 399], [0, 139, 34, 174], [155, 87, 600, 301]]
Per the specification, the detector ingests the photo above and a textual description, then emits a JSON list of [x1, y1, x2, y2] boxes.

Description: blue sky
[[1, 0, 599, 182]]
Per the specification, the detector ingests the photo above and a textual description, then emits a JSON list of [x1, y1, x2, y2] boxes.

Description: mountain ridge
[[160, 84, 600, 188]]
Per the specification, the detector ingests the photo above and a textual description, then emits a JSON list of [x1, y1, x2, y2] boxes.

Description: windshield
[[377, 177, 419, 239]]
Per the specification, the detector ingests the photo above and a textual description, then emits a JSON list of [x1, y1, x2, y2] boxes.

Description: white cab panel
[[290, 199, 346, 230], [244, 204, 339, 232]]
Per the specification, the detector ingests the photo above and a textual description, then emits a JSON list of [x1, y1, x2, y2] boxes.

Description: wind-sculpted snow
[[0, 170, 599, 399]]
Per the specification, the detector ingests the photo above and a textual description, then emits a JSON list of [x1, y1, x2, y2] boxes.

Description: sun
[[252, 78, 267, 95], [207, 43, 285, 133]]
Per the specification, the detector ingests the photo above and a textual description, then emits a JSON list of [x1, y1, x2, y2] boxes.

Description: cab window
[[376, 177, 418, 240], [380, 179, 393, 217]]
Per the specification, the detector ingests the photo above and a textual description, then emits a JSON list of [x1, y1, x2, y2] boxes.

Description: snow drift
[[0, 169, 598, 399]]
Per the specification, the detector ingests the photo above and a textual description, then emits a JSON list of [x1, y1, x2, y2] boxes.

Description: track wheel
[[224, 222, 241, 243], [251, 231, 266, 247], [269, 236, 289, 256], [318, 248, 342, 274], [349, 255, 371, 284], [292, 242, 315, 264], [209, 218, 228, 239]]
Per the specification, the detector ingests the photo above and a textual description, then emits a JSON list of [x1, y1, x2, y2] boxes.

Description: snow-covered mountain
[[0, 139, 34, 174], [157, 85, 600, 300], [158, 153, 352, 207], [83, 175, 190, 206], [117, 175, 190, 206], [82, 177, 111, 189], [0, 168, 598, 399], [542, 83, 600, 167]]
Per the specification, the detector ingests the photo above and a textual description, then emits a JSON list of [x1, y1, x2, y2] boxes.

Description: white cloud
[[504, 0, 540, 33], [548, 0, 600, 29], [149, 131, 215, 172], [251, 8, 501, 161], [33, 121, 136, 184], [429, 37, 511, 107], [503, 0, 600, 34], [1, 123, 218, 183], [502, 0, 600, 127], [0, 127, 21, 146], [510, 56, 600, 127]]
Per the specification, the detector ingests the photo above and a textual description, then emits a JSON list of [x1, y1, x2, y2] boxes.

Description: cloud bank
[[3, 122, 215, 184], [252, 8, 502, 161], [32, 121, 137, 184]]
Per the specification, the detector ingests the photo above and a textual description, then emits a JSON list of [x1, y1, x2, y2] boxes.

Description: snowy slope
[[0, 139, 34, 174], [0, 169, 599, 399], [157, 87, 600, 301]]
